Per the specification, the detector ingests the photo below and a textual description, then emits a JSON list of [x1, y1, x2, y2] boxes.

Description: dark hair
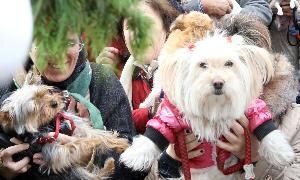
[[145, 0, 180, 33]]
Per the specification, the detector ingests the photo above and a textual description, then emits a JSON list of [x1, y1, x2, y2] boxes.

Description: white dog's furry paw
[[259, 130, 295, 168], [120, 135, 161, 171]]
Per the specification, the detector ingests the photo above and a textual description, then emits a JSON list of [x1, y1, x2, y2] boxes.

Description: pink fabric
[[146, 97, 215, 169], [146, 98, 189, 143], [245, 98, 272, 132]]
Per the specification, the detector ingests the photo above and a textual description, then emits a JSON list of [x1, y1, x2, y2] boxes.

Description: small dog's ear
[[0, 111, 11, 129], [170, 15, 185, 32], [0, 111, 9, 121]]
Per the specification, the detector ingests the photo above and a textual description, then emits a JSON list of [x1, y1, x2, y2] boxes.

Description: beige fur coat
[[235, 54, 300, 180]]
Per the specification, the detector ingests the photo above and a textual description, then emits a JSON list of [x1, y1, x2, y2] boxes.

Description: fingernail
[[24, 143, 30, 149]]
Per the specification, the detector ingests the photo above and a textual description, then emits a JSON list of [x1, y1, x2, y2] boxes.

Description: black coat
[[0, 63, 147, 180]]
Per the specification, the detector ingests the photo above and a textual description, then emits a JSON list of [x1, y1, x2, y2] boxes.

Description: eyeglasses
[[67, 42, 85, 51]]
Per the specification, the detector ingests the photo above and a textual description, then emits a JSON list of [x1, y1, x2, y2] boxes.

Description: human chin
[[43, 58, 76, 82]]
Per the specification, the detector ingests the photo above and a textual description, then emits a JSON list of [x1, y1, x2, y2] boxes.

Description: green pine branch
[[31, 0, 151, 72]]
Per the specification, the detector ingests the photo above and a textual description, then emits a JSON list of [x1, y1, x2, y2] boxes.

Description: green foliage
[[31, 0, 151, 72]]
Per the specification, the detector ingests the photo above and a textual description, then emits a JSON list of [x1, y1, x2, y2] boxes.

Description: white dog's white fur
[[120, 135, 160, 171], [121, 33, 295, 179], [159, 33, 294, 168], [158, 33, 273, 141]]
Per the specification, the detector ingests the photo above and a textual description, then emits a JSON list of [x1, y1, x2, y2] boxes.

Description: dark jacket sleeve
[[158, 151, 182, 179], [0, 80, 17, 103], [90, 63, 136, 139]]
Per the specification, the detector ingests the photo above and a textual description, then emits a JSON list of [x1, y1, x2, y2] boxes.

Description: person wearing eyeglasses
[[0, 32, 137, 179]]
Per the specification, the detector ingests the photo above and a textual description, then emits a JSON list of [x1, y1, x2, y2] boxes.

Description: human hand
[[201, 0, 233, 18], [166, 130, 203, 161], [216, 115, 260, 161], [68, 97, 90, 119], [0, 138, 31, 179], [96, 47, 121, 74], [47, 132, 77, 145], [32, 133, 77, 166]]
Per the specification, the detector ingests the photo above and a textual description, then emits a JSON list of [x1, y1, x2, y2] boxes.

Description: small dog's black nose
[[213, 79, 224, 89]]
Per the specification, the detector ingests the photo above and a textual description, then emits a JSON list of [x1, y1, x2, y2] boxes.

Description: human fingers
[[230, 121, 244, 136], [228, 0, 233, 9], [76, 102, 89, 118], [105, 47, 119, 55], [223, 131, 240, 145], [18, 164, 31, 173], [4, 157, 30, 172], [47, 132, 76, 145], [1, 144, 29, 157], [216, 140, 234, 152], [10, 137, 23, 145], [33, 153, 45, 165], [238, 115, 249, 127]]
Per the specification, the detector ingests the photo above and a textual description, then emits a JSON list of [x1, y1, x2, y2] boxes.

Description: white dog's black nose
[[213, 79, 224, 90]]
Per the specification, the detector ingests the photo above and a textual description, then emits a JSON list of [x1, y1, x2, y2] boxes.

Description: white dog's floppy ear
[[158, 48, 191, 99], [237, 45, 274, 98]]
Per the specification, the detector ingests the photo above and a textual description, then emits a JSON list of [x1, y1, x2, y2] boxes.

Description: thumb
[[47, 132, 75, 145]]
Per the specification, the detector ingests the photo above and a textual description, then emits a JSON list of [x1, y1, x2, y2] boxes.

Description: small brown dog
[[162, 11, 214, 55], [139, 11, 214, 109], [0, 85, 129, 179]]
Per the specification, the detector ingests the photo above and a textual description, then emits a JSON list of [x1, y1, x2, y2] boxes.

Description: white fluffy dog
[[121, 33, 295, 179]]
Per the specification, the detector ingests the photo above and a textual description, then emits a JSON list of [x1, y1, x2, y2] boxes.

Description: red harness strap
[[176, 126, 253, 180], [175, 130, 192, 180], [37, 112, 76, 144], [217, 127, 254, 179]]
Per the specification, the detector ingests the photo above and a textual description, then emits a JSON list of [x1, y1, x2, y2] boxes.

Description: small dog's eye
[[48, 89, 53, 95], [225, 61, 233, 67], [199, 62, 208, 69], [50, 101, 58, 108]]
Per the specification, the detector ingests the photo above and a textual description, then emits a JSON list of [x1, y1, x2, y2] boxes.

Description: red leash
[[175, 130, 192, 180], [37, 112, 76, 144], [217, 127, 254, 179], [176, 126, 253, 180]]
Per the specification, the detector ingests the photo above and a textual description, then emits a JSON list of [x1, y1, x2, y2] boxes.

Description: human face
[[123, 1, 167, 64], [30, 33, 83, 82]]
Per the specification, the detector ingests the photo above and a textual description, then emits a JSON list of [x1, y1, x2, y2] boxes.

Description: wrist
[[166, 144, 180, 161]]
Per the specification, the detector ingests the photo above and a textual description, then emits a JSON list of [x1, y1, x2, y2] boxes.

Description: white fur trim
[[259, 130, 295, 168], [120, 135, 161, 171], [120, 56, 135, 110]]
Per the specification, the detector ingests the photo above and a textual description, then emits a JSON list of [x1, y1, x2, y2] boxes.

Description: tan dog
[[0, 85, 129, 179], [162, 11, 214, 54]]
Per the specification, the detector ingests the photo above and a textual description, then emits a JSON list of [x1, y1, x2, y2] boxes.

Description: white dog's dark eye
[[199, 62, 208, 69], [225, 61, 233, 67], [50, 100, 58, 108]]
